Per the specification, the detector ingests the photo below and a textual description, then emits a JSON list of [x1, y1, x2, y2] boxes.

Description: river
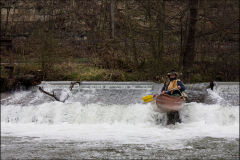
[[1, 81, 239, 159]]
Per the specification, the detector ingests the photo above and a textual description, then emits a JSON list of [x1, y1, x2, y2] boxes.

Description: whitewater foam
[[1, 81, 239, 150]]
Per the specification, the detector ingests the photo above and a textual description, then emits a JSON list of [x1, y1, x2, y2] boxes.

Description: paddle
[[142, 87, 178, 103]]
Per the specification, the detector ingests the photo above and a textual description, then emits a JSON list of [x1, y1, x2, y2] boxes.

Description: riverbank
[[1, 60, 156, 82], [1, 53, 239, 83]]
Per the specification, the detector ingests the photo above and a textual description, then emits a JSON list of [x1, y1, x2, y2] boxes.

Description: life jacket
[[166, 79, 180, 94]]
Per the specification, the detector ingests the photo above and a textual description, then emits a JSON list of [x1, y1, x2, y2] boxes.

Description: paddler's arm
[[177, 81, 185, 92], [160, 86, 166, 95], [155, 90, 165, 97]]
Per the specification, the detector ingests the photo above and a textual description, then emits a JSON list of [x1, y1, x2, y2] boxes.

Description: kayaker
[[160, 70, 185, 96], [156, 70, 186, 125]]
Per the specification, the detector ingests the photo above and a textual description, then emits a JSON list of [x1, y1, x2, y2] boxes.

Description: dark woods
[[1, 0, 239, 83]]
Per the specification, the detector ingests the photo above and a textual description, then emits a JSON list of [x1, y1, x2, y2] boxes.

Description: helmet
[[167, 70, 178, 77]]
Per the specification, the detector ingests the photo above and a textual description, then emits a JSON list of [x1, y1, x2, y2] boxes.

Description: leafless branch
[[202, 14, 240, 34], [39, 81, 81, 102], [39, 86, 60, 101], [69, 81, 81, 91]]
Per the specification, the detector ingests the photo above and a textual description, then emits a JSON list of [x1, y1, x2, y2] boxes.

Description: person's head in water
[[167, 70, 178, 80]]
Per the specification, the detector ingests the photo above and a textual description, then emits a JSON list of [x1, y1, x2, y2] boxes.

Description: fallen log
[[39, 86, 61, 101], [70, 81, 81, 91], [39, 81, 81, 102]]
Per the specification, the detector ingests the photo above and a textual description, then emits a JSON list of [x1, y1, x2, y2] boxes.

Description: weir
[[37, 81, 162, 105], [1, 81, 239, 106], [38, 81, 156, 91], [1, 81, 239, 126], [37, 81, 239, 91], [37, 81, 239, 105]]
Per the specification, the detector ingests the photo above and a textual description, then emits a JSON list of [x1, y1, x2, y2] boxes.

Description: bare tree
[[125, 0, 138, 67], [110, 0, 114, 38], [181, 0, 198, 82]]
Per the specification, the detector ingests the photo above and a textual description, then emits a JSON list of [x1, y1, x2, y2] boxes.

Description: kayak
[[151, 94, 185, 113]]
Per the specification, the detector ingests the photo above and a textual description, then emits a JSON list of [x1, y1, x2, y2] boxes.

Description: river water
[[1, 81, 239, 159]]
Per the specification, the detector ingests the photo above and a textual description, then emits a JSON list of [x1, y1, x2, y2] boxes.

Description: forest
[[1, 0, 239, 83]]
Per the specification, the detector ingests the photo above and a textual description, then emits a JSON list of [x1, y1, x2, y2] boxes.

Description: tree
[[180, 0, 198, 82], [110, 0, 114, 38]]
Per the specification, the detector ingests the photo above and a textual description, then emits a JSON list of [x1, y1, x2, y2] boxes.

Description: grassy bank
[[1, 61, 147, 82], [1, 52, 238, 83]]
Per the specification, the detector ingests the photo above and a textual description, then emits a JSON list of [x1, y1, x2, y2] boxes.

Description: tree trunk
[[179, 6, 190, 76], [182, 0, 198, 82], [125, 0, 138, 67], [5, 1, 11, 39], [156, 0, 165, 75], [110, 0, 114, 39], [200, 0, 207, 62]]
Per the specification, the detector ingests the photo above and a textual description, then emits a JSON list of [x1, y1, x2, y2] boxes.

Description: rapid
[[1, 81, 239, 159]]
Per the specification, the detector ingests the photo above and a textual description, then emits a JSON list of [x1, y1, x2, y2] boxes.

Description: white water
[[1, 82, 239, 150]]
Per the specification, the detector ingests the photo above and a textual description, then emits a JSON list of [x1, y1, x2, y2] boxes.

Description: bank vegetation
[[1, 0, 239, 83]]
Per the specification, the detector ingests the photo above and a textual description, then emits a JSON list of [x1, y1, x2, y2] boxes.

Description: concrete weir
[[38, 81, 157, 91]]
